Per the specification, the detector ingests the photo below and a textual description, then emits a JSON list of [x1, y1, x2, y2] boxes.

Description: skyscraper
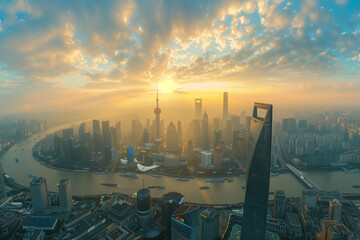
[[202, 111, 209, 150], [199, 207, 220, 240], [127, 146, 134, 165], [213, 117, 220, 130], [79, 122, 90, 145], [92, 120, 102, 152], [191, 119, 201, 147], [223, 92, 229, 120], [115, 121, 122, 146], [241, 103, 273, 240], [328, 199, 342, 223], [214, 130, 222, 147], [0, 161, 6, 201], [58, 178, 72, 213], [136, 188, 152, 230], [166, 122, 178, 152], [177, 121, 182, 149], [273, 190, 286, 219], [142, 129, 149, 146], [162, 192, 184, 229], [102, 120, 111, 147], [195, 98, 202, 120], [171, 205, 201, 240], [30, 177, 50, 214], [62, 128, 74, 139]]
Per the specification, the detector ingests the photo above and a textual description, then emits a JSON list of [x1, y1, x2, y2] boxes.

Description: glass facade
[[241, 103, 273, 240]]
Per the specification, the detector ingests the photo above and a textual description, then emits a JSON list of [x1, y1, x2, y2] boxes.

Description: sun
[[158, 80, 178, 93]]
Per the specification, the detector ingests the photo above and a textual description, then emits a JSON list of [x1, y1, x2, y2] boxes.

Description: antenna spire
[[156, 80, 159, 108]]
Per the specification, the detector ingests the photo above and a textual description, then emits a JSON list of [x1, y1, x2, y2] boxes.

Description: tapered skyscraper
[[195, 98, 202, 120], [202, 111, 209, 150], [154, 84, 162, 149], [241, 103, 272, 240]]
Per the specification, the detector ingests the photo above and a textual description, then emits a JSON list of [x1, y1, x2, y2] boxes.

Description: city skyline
[[0, 0, 359, 116]]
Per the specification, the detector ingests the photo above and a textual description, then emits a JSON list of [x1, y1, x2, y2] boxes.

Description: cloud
[[0, 0, 359, 114]]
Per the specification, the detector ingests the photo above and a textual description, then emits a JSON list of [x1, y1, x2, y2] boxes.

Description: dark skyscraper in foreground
[[241, 103, 273, 240]]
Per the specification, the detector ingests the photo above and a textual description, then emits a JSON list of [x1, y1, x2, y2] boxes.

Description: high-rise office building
[[186, 140, 194, 165], [177, 121, 182, 148], [115, 121, 122, 146], [202, 111, 209, 150], [104, 146, 112, 163], [127, 146, 134, 165], [0, 161, 6, 201], [79, 122, 90, 146], [201, 151, 212, 168], [213, 118, 220, 131], [273, 190, 286, 219], [317, 220, 353, 240], [225, 119, 232, 145], [143, 129, 149, 146], [195, 98, 202, 120], [245, 116, 251, 130], [328, 199, 342, 223], [79, 122, 86, 142], [298, 120, 307, 131], [136, 188, 152, 230], [102, 121, 111, 147], [191, 119, 201, 147], [232, 115, 241, 130], [223, 92, 229, 120], [131, 120, 140, 146], [92, 120, 102, 152], [162, 192, 184, 229], [30, 177, 50, 214], [166, 122, 178, 151], [58, 178, 72, 213], [214, 130, 222, 147], [171, 205, 201, 240], [241, 103, 273, 240], [212, 146, 223, 168], [282, 118, 297, 134], [199, 207, 220, 240], [62, 128, 74, 139]]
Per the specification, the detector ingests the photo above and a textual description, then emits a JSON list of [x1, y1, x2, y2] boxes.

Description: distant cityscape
[[0, 91, 359, 240]]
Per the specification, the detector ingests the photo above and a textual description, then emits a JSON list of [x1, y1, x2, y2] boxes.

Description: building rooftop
[[23, 230, 44, 240], [162, 192, 184, 205], [200, 207, 217, 219], [105, 224, 134, 240], [23, 216, 58, 230], [172, 205, 201, 227], [286, 213, 301, 227]]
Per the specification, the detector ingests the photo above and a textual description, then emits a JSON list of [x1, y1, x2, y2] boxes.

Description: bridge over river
[[285, 164, 321, 191]]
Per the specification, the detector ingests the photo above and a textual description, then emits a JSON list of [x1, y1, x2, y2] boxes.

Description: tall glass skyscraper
[[241, 103, 273, 240]]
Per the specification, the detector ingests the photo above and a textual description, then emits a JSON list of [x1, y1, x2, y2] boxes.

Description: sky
[[0, 0, 359, 117]]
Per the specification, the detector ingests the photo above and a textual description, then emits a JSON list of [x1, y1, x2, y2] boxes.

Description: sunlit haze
[[0, 0, 359, 117]]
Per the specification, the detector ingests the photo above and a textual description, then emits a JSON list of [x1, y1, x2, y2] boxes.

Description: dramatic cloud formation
[[0, 0, 359, 115]]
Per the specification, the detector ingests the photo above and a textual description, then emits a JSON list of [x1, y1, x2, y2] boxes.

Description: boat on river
[[119, 172, 138, 178], [176, 177, 190, 181]]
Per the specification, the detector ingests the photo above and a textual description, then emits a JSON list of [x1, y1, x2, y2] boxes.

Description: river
[[1, 126, 359, 204]]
